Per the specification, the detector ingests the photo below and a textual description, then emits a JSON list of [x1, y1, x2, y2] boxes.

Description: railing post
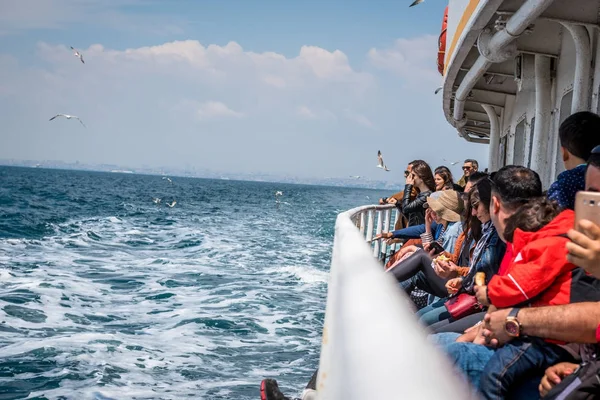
[[373, 210, 383, 257], [359, 212, 366, 235], [365, 210, 375, 242], [380, 209, 391, 259]]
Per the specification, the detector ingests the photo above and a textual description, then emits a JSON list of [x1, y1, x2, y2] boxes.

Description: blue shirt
[[547, 164, 586, 210]]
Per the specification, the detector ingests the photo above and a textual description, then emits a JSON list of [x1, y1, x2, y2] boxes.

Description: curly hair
[[503, 197, 562, 243]]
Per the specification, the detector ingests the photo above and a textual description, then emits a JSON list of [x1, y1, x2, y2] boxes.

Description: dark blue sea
[[0, 166, 388, 399]]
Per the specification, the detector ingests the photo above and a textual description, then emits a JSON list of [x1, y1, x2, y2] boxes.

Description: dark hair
[[503, 197, 561, 242], [464, 159, 479, 169], [470, 178, 493, 213], [411, 160, 436, 192], [559, 112, 600, 160], [463, 196, 482, 241], [491, 166, 542, 210], [466, 171, 488, 184], [588, 152, 600, 170], [408, 159, 426, 167], [435, 166, 454, 190]]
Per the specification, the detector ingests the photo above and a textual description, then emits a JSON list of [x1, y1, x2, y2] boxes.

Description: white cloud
[[297, 106, 317, 119], [344, 110, 374, 128], [196, 101, 243, 120], [368, 35, 440, 84]]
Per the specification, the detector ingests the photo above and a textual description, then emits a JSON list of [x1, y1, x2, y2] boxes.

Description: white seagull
[[162, 177, 172, 184], [444, 158, 461, 166], [49, 114, 86, 127], [409, 0, 424, 6], [167, 200, 177, 208], [275, 191, 283, 196], [153, 198, 161, 204], [376, 150, 390, 172], [435, 86, 443, 94], [349, 175, 361, 179], [70, 46, 85, 64]]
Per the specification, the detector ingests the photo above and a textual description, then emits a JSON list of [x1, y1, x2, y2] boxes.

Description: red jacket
[[487, 210, 576, 308]]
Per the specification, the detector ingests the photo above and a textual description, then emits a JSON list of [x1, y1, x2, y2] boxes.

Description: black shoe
[[260, 379, 291, 400]]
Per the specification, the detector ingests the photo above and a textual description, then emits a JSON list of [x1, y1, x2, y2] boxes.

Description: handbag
[[544, 359, 600, 400], [444, 293, 484, 320]]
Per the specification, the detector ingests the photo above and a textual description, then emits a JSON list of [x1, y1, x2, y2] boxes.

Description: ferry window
[[513, 119, 526, 166], [527, 117, 535, 168]]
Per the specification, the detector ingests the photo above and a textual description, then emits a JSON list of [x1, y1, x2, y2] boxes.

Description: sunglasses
[[462, 166, 473, 170], [593, 145, 600, 154], [404, 170, 410, 177]]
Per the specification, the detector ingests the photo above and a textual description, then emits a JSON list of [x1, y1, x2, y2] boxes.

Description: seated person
[[433, 162, 600, 399], [547, 111, 600, 210], [417, 179, 505, 328], [385, 190, 464, 300]]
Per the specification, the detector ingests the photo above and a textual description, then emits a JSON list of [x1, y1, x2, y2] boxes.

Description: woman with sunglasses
[[388, 160, 435, 226]]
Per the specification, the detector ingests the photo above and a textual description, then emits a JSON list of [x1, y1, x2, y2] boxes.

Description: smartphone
[[429, 242, 445, 254], [574, 191, 600, 230]]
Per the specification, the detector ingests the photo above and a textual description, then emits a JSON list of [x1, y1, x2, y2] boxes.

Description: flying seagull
[[444, 158, 461, 166], [162, 177, 172, 184], [435, 86, 443, 94], [152, 198, 161, 204], [70, 46, 85, 64], [49, 114, 86, 127], [349, 175, 361, 179], [167, 200, 177, 208], [409, 0, 424, 6], [377, 150, 390, 172], [275, 191, 283, 196]]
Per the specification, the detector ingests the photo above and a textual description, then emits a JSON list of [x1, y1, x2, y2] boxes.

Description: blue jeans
[[431, 333, 569, 399], [479, 339, 574, 400], [430, 333, 494, 388], [417, 298, 451, 327]]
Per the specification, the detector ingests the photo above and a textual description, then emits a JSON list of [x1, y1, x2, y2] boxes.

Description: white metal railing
[[315, 204, 471, 399], [350, 204, 399, 260]]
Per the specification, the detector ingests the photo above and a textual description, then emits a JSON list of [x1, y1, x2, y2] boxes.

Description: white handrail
[[316, 205, 472, 399]]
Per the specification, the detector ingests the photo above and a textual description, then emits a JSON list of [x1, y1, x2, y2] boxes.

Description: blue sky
[[0, 0, 488, 181]]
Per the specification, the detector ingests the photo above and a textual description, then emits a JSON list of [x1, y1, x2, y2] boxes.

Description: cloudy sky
[[0, 0, 488, 181]]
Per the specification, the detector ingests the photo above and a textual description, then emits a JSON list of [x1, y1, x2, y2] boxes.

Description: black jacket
[[397, 184, 431, 226]]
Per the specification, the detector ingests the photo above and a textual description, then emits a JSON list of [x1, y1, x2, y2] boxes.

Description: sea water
[[0, 166, 389, 399]]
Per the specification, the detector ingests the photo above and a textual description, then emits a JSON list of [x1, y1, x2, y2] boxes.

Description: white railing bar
[[317, 209, 472, 399]]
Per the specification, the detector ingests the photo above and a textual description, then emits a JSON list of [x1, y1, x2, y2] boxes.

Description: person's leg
[[479, 339, 576, 400], [413, 268, 448, 298], [416, 296, 447, 318], [387, 249, 432, 282], [430, 334, 496, 389], [431, 312, 486, 334], [418, 299, 452, 327]]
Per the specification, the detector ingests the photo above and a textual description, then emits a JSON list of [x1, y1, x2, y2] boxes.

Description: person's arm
[[390, 223, 433, 239], [567, 220, 600, 278], [487, 238, 572, 308], [483, 303, 600, 347], [401, 185, 426, 215]]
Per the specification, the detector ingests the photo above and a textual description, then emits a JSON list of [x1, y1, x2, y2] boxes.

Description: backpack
[[544, 359, 600, 400]]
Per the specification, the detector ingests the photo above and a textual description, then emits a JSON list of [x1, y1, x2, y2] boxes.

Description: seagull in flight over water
[[153, 198, 161, 204], [70, 46, 85, 64], [167, 200, 177, 208], [49, 114, 86, 127], [162, 177, 172, 184], [409, 0, 424, 6], [377, 150, 390, 172]]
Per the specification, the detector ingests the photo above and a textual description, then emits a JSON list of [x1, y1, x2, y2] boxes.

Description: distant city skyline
[[0, 0, 489, 183]]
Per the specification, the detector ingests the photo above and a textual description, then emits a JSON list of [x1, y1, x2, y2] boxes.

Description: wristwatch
[[504, 308, 522, 337]]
